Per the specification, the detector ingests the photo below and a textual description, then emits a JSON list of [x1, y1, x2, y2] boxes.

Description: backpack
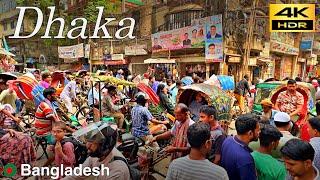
[[114, 156, 141, 180], [60, 137, 88, 166], [208, 129, 227, 161]]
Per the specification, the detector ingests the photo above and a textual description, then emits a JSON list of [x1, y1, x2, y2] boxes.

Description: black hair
[[192, 29, 197, 33], [187, 122, 211, 149], [149, 75, 155, 81], [308, 117, 320, 132], [208, 43, 215, 48], [199, 105, 218, 120], [316, 102, 320, 116], [136, 95, 147, 106], [287, 79, 296, 85], [107, 85, 116, 92], [43, 87, 56, 98], [259, 124, 283, 147], [235, 113, 259, 135], [176, 80, 182, 86], [295, 77, 302, 82], [157, 83, 166, 96], [281, 138, 315, 161], [184, 33, 188, 35], [176, 103, 189, 113], [244, 75, 249, 79], [210, 25, 216, 28], [274, 121, 290, 128]]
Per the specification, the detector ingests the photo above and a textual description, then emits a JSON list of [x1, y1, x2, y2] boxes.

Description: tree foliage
[[84, 0, 121, 24]]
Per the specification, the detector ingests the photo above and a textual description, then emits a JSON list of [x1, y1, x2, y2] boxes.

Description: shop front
[[296, 58, 306, 78], [270, 41, 299, 80], [176, 56, 220, 80], [225, 54, 241, 82]]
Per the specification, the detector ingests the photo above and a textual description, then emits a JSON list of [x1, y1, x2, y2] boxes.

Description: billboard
[[151, 14, 222, 56], [205, 15, 223, 62], [58, 43, 84, 59]]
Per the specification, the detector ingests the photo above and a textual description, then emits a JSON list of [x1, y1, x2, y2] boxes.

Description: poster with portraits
[[205, 15, 223, 62], [151, 14, 223, 58]]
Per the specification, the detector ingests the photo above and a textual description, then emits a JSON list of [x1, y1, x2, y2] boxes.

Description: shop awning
[[126, 0, 144, 6], [144, 58, 176, 64], [105, 60, 127, 65]]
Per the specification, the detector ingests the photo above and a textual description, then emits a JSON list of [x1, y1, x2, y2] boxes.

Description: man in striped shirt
[[34, 87, 60, 144]]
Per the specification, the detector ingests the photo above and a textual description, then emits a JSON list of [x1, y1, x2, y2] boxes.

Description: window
[[165, 10, 203, 31], [10, 21, 15, 29]]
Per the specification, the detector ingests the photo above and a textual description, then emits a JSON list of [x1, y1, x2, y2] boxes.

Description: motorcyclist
[[63, 122, 130, 180]]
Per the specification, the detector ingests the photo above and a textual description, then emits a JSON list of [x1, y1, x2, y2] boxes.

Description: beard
[[88, 148, 103, 158]]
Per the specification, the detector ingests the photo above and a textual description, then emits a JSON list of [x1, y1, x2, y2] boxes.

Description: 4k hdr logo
[[270, 4, 316, 32], [0, 163, 18, 178]]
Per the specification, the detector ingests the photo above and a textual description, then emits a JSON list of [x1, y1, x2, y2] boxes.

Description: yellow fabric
[[235, 93, 245, 112]]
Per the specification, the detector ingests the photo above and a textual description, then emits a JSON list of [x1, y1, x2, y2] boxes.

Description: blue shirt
[[87, 88, 99, 106], [170, 87, 178, 106], [221, 136, 257, 180], [131, 105, 153, 138]]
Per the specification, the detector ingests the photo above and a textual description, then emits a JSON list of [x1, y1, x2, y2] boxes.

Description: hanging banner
[[58, 43, 84, 59], [125, 44, 148, 55], [84, 44, 90, 58], [270, 41, 299, 55], [205, 15, 223, 62], [151, 14, 222, 58]]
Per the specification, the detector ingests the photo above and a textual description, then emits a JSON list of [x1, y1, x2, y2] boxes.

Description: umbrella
[[0, 48, 15, 57], [0, 72, 18, 81]]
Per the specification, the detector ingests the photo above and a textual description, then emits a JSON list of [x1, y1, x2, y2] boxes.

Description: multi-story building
[[0, 0, 59, 70]]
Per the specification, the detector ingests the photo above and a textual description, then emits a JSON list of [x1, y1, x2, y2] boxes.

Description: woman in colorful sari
[[0, 128, 36, 179]]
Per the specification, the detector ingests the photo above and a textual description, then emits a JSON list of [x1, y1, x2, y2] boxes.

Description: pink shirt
[[39, 81, 50, 89], [50, 142, 76, 167]]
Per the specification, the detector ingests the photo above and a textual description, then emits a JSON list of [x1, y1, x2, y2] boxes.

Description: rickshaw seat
[[270, 87, 308, 120], [271, 86, 310, 141]]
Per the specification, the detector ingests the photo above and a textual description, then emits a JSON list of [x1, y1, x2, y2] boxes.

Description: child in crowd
[[46, 121, 76, 169]]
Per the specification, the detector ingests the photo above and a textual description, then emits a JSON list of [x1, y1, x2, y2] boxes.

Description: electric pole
[[241, 0, 259, 80]]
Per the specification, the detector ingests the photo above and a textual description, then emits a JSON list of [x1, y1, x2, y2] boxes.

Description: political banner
[[58, 43, 84, 59], [205, 15, 223, 62], [151, 27, 186, 52], [151, 14, 223, 57], [190, 25, 205, 48]]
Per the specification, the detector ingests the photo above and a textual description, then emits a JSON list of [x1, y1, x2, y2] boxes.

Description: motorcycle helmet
[[73, 121, 118, 158]]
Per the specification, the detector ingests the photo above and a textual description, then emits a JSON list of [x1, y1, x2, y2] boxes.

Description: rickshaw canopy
[[178, 83, 233, 121]]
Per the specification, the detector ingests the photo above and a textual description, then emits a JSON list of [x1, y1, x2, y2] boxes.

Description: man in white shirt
[[60, 79, 79, 114]]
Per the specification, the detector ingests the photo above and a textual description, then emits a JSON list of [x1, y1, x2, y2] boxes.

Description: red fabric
[[137, 83, 160, 105], [10, 75, 38, 100]]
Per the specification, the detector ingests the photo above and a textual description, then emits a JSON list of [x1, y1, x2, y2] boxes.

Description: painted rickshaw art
[[253, 81, 316, 141], [177, 83, 233, 133]]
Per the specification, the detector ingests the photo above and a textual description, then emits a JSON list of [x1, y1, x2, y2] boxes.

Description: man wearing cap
[[272, 112, 297, 159], [260, 99, 279, 126], [275, 79, 303, 120]]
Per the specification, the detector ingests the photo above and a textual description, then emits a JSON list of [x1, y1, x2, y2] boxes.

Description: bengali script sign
[[58, 43, 84, 59]]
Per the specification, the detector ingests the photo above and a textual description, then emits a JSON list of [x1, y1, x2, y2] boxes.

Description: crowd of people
[[1, 67, 320, 180]]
